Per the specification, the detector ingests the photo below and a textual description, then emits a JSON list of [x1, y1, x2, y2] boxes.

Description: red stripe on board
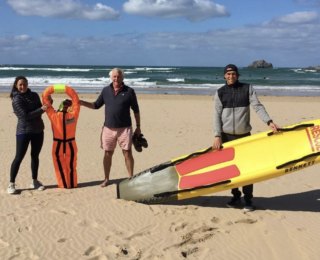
[[305, 128, 315, 152], [179, 165, 240, 189], [176, 148, 235, 176]]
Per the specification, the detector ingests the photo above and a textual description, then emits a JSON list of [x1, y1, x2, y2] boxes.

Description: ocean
[[0, 64, 319, 96]]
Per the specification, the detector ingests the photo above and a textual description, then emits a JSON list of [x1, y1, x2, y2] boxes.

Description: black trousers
[[10, 132, 44, 183], [221, 132, 253, 203]]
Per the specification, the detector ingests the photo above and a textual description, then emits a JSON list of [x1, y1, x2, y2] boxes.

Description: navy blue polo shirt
[[93, 84, 140, 128]]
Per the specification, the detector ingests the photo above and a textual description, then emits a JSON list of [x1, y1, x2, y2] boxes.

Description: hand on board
[[212, 136, 222, 150]]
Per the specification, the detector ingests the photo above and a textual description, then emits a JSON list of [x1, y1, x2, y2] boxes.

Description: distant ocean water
[[0, 64, 319, 96]]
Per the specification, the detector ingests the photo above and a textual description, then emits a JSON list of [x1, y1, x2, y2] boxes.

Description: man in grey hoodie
[[213, 64, 279, 211]]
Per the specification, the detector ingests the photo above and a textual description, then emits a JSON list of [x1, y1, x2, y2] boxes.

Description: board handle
[[276, 152, 320, 169], [267, 123, 314, 136]]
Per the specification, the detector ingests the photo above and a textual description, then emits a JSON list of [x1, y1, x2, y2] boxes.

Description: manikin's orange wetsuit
[[42, 85, 80, 188]]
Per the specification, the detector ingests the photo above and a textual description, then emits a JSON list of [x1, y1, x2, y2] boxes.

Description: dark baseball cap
[[224, 64, 239, 74]]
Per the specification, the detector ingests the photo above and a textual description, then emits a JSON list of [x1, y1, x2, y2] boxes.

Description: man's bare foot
[[100, 179, 109, 187]]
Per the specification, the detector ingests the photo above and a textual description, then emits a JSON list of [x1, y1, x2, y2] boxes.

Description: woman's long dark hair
[[10, 76, 28, 99]]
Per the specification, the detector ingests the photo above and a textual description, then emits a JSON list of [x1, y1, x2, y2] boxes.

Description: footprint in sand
[[17, 225, 32, 233], [210, 216, 220, 224], [165, 225, 217, 251], [115, 245, 142, 259], [169, 221, 188, 232], [234, 218, 257, 224], [83, 245, 103, 257], [181, 247, 199, 258], [104, 243, 142, 259], [57, 238, 67, 243], [164, 225, 217, 257], [180, 226, 217, 246], [103, 230, 143, 259]]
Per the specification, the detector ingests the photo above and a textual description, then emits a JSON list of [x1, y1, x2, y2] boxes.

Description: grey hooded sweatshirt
[[213, 81, 272, 137]]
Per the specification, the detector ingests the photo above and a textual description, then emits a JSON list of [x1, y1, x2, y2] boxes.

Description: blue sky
[[0, 0, 319, 67]]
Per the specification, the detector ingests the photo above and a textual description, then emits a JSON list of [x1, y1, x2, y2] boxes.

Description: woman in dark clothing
[[8, 76, 49, 194]]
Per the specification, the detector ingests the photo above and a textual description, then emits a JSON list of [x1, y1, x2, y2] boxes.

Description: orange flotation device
[[42, 85, 80, 188]]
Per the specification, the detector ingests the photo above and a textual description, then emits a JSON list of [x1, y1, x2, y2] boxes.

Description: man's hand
[[213, 136, 222, 150], [269, 122, 279, 132]]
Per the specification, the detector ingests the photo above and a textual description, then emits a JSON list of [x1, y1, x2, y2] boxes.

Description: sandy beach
[[1, 93, 320, 260]]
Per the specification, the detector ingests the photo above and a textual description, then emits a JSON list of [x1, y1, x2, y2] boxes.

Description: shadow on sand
[[162, 189, 320, 213], [37, 177, 126, 189], [29, 179, 320, 213]]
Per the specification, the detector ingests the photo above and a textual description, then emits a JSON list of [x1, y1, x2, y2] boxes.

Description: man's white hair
[[109, 68, 124, 79]]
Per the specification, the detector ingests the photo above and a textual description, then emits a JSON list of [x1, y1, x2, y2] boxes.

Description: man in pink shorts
[[80, 68, 141, 187]]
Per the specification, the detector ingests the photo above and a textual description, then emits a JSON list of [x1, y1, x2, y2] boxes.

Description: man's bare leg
[[123, 149, 134, 177], [101, 151, 113, 187]]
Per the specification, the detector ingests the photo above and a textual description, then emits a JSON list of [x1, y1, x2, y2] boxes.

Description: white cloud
[[1, 7, 320, 67], [14, 34, 31, 41], [2, 17, 319, 67], [276, 11, 318, 24], [7, 0, 119, 20], [81, 3, 119, 20], [123, 0, 229, 22]]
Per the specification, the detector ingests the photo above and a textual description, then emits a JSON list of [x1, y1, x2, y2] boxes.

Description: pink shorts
[[101, 126, 133, 151]]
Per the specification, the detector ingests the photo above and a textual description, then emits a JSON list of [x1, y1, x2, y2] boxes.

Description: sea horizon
[[1, 64, 320, 96]]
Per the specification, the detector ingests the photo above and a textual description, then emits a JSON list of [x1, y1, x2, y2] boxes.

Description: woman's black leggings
[[10, 132, 44, 183]]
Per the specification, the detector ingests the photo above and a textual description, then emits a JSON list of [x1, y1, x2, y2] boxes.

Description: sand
[[0, 93, 320, 260]]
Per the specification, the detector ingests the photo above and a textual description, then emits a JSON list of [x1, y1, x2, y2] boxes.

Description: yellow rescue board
[[117, 119, 320, 203]]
